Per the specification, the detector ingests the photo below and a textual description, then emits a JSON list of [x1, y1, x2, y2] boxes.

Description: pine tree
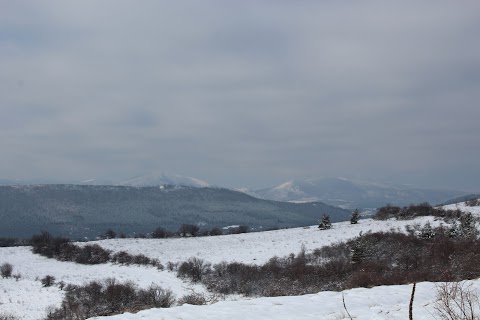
[[318, 214, 332, 230], [350, 239, 365, 264], [459, 213, 478, 238], [419, 222, 435, 239], [350, 209, 360, 224], [350, 232, 369, 264], [448, 221, 460, 238]]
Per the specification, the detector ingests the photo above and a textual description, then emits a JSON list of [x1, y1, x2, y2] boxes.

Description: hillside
[[0, 185, 350, 239], [1, 212, 478, 320], [0, 216, 442, 320], [253, 177, 467, 209]]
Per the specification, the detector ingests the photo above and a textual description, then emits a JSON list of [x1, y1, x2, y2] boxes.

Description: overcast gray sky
[[1, 1, 480, 190]]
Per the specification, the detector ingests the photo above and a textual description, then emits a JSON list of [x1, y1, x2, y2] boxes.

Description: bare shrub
[[31, 232, 71, 259], [178, 292, 208, 305], [435, 282, 480, 320], [0, 263, 13, 278], [190, 226, 480, 298], [152, 259, 164, 270], [138, 285, 176, 308], [0, 237, 29, 247], [229, 225, 249, 234], [375, 205, 401, 220], [466, 199, 480, 207], [41, 275, 56, 287], [46, 279, 175, 319], [57, 280, 66, 290], [103, 229, 117, 239], [0, 313, 18, 320], [374, 202, 467, 221], [111, 250, 133, 265], [178, 224, 200, 237], [209, 227, 223, 236], [167, 261, 177, 271], [152, 227, 173, 238], [30, 232, 113, 265], [177, 257, 211, 283], [74, 244, 111, 264]]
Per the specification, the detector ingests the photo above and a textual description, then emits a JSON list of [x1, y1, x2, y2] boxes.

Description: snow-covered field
[[1, 201, 479, 320], [82, 217, 442, 265], [89, 281, 480, 320], [443, 200, 480, 215]]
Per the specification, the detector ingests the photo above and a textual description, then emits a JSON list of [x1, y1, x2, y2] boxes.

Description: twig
[[342, 292, 353, 320], [409, 282, 416, 320]]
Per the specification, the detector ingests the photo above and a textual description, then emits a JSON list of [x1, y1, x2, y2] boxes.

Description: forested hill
[[0, 185, 350, 239]]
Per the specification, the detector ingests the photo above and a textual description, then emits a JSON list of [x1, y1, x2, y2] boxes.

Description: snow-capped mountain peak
[[257, 180, 315, 202], [273, 180, 298, 191], [118, 173, 210, 188]]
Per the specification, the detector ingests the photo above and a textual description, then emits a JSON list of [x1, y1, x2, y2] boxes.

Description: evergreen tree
[[419, 222, 435, 239], [350, 232, 370, 264], [448, 221, 460, 238], [459, 213, 478, 238], [318, 214, 332, 230], [350, 209, 360, 224]]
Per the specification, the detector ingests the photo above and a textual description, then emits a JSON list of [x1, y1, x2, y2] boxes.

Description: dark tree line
[[374, 202, 462, 220], [30, 231, 162, 268]]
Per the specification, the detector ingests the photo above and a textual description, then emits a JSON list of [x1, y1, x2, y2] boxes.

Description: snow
[[88, 280, 480, 320], [0, 278, 62, 320], [117, 173, 210, 188], [0, 247, 206, 320], [442, 200, 480, 215], [1, 201, 480, 320], [83, 217, 442, 265]]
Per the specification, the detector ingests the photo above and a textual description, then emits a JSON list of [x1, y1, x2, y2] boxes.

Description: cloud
[[1, 0, 480, 190]]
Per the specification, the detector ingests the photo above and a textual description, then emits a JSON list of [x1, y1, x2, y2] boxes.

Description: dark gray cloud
[[1, 0, 480, 190]]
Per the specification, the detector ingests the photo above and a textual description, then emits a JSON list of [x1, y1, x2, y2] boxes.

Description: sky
[[1, 1, 480, 191]]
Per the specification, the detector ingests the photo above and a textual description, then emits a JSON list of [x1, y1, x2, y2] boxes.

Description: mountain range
[[0, 184, 350, 239], [249, 177, 467, 209], [1, 174, 468, 211]]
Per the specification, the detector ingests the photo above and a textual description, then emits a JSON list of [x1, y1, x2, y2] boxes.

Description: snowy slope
[[0, 247, 207, 320], [442, 200, 480, 215], [87, 281, 480, 320], [1, 201, 479, 320], [85, 217, 441, 265]]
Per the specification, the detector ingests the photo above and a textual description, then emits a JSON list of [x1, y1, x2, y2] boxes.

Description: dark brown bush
[[177, 258, 211, 283], [178, 224, 200, 237], [0, 313, 18, 320], [209, 227, 223, 236], [46, 279, 175, 319], [74, 244, 111, 264], [229, 225, 249, 234], [178, 292, 208, 305], [41, 275, 55, 287], [0, 263, 13, 278], [152, 227, 173, 238], [184, 225, 480, 298], [374, 203, 465, 221]]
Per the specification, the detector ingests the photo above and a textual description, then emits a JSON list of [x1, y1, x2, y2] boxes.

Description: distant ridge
[[252, 177, 467, 209], [440, 194, 480, 206], [118, 172, 210, 188], [0, 184, 350, 239]]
